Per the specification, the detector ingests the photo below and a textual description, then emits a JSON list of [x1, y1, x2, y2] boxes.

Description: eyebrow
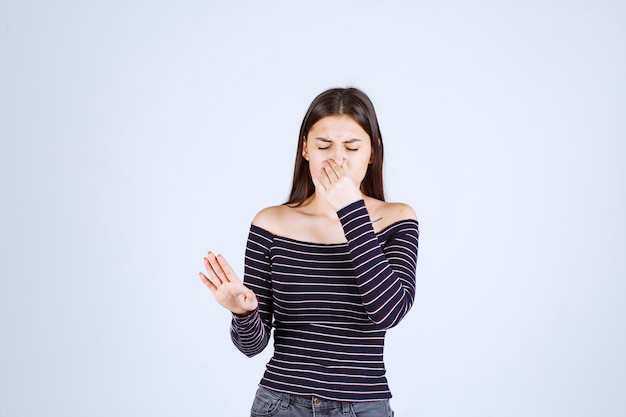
[[313, 137, 363, 144]]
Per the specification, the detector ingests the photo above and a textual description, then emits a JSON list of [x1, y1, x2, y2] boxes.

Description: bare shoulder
[[251, 204, 293, 235], [366, 198, 418, 231], [383, 201, 418, 223]]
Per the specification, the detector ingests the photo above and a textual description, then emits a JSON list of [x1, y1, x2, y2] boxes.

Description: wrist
[[233, 307, 256, 318], [335, 198, 365, 214]]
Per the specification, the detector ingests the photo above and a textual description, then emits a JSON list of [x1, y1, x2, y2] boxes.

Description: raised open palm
[[200, 251, 258, 315]]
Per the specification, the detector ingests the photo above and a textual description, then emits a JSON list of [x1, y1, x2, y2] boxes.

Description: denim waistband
[[259, 386, 352, 412]]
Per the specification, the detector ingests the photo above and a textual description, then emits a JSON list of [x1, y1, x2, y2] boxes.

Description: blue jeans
[[250, 387, 394, 417]]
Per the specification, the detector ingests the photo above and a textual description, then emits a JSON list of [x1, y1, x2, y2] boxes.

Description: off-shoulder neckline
[[249, 218, 418, 246]]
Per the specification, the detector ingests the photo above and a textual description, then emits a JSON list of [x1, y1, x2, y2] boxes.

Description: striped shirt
[[231, 199, 419, 402]]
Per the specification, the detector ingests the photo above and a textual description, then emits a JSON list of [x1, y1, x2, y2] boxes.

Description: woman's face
[[303, 115, 373, 189]]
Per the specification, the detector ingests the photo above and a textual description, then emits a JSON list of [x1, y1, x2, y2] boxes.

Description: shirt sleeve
[[230, 225, 274, 357], [337, 199, 419, 329]]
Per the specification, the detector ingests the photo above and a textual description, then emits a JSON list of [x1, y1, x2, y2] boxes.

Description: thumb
[[311, 175, 325, 193], [240, 289, 258, 310]]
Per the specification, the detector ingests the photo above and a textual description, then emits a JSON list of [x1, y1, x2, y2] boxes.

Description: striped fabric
[[231, 199, 419, 402]]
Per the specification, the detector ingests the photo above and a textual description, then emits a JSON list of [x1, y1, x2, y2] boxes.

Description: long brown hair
[[285, 87, 385, 206]]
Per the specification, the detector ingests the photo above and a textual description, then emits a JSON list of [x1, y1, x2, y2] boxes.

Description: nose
[[333, 148, 344, 165]]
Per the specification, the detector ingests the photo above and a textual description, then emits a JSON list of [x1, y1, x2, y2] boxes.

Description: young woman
[[200, 87, 419, 417]]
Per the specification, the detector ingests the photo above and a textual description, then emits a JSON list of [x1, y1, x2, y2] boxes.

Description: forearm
[[231, 224, 275, 357], [230, 308, 270, 357], [338, 200, 418, 329]]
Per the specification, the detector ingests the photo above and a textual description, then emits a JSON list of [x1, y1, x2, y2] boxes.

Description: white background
[[1, 1, 625, 416]]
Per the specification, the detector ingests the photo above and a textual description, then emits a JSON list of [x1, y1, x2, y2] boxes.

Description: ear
[[369, 138, 380, 164], [302, 137, 309, 160]]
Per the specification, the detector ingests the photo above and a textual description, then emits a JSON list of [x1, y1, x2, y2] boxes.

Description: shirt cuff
[[232, 307, 259, 323]]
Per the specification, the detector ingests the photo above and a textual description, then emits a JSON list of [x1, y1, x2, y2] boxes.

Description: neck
[[301, 192, 365, 219], [300, 193, 336, 218]]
